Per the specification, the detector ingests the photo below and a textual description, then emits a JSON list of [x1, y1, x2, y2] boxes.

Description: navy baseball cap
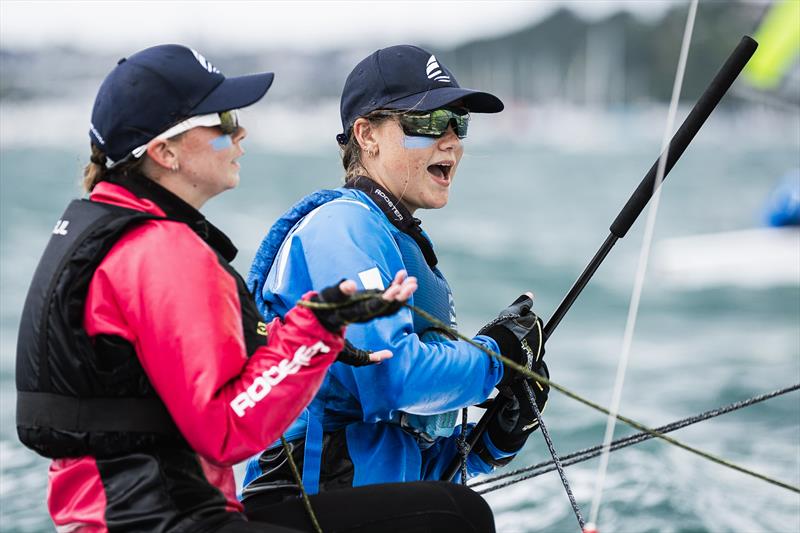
[[337, 45, 504, 145], [89, 44, 275, 163]]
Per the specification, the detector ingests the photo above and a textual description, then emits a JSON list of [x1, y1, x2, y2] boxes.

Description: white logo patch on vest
[[426, 55, 450, 83], [190, 49, 220, 74], [52, 220, 69, 236], [358, 267, 385, 290], [230, 341, 330, 417]]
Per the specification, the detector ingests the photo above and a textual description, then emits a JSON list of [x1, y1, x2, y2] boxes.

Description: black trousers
[[226, 481, 496, 533]]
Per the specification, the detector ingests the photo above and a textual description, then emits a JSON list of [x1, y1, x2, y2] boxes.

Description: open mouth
[[427, 161, 453, 181]]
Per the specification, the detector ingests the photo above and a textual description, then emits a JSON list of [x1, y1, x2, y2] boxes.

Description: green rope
[[298, 298, 800, 494], [280, 435, 323, 533], [404, 303, 800, 495]]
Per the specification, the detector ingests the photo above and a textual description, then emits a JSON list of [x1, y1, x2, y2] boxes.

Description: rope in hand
[[483, 308, 586, 528], [524, 380, 585, 529], [470, 383, 800, 494]]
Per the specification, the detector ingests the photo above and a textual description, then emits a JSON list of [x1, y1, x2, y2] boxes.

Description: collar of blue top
[[106, 173, 238, 262], [345, 176, 438, 268]]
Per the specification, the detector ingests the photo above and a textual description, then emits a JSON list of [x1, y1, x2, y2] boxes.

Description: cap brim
[[193, 72, 275, 114], [385, 87, 504, 114]]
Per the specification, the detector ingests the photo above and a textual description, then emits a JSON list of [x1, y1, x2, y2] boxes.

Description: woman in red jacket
[[13, 44, 460, 533]]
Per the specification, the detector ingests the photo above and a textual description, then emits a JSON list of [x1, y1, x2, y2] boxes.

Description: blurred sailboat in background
[[654, 0, 800, 289], [653, 227, 798, 287], [742, 0, 800, 96]]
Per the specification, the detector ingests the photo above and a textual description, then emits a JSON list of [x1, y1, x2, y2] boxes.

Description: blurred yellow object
[[744, 0, 800, 89]]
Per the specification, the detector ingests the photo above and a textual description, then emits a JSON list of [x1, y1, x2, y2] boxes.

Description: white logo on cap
[[426, 55, 450, 83], [89, 123, 105, 145], [190, 49, 220, 74]]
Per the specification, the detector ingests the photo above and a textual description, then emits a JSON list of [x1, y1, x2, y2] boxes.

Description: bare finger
[[392, 269, 408, 285], [383, 276, 417, 301], [368, 349, 393, 363], [338, 279, 358, 295], [396, 277, 417, 300]]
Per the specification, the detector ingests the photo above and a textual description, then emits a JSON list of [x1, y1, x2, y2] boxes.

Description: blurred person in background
[[243, 45, 551, 514], [14, 43, 503, 533]]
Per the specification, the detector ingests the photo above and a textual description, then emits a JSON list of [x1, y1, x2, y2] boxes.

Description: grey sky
[[1, 1, 677, 53]]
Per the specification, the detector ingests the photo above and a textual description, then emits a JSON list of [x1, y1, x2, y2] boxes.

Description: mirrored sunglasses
[[398, 108, 469, 139]]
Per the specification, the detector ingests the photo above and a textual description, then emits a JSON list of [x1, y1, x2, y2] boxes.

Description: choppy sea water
[[1, 107, 798, 532]]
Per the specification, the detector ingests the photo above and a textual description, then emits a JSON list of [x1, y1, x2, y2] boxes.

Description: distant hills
[[438, 2, 771, 105], [2, 1, 795, 106]]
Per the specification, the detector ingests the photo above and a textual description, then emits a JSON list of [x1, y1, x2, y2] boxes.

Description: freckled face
[[173, 125, 247, 199], [368, 118, 463, 213]]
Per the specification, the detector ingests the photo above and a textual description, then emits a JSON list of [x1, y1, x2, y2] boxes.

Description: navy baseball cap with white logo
[[89, 44, 275, 163], [337, 44, 504, 144]]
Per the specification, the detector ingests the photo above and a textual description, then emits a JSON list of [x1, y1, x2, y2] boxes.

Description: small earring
[[366, 148, 376, 158], [171, 163, 180, 172]]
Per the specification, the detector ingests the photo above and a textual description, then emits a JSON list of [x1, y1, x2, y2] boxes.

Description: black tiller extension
[[441, 35, 759, 483]]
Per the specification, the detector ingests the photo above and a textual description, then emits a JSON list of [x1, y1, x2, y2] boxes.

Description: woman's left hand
[[336, 269, 417, 304], [306, 270, 417, 364]]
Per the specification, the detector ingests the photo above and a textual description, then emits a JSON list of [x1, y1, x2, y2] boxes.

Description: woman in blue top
[[243, 45, 550, 509]]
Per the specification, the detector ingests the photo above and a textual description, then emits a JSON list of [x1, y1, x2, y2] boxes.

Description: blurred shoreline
[[2, 98, 799, 155], [2, 2, 796, 107]]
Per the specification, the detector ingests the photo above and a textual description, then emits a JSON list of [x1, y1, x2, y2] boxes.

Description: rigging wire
[[588, 0, 699, 527], [524, 381, 586, 529], [470, 383, 800, 494], [299, 297, 800, 494], [396, 303, 800, 494], [302, 295, 800, 495], [294, 295, 796, 528]]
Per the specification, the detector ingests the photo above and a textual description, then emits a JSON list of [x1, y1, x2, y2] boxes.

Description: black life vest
[[17, 182, 269, 460], [344, 176, 457, 341], [15, 198, 188, 458]]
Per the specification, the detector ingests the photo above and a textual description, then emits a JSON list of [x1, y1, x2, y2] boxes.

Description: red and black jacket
[[16, 174, 343, 532]]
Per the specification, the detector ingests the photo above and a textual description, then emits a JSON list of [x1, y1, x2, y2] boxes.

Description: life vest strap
[[17, 391, 179, 434]]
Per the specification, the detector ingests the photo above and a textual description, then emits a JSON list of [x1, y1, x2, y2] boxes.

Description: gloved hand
[[478, 293, 545, 389], [506, 360, 549, 429], [336, 340, 377, 367], [310, 270, 416, 332], [477, 362, 550, 466]]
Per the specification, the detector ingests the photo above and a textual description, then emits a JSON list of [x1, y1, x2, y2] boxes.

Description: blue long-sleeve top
[[245, 187, 513, 488]]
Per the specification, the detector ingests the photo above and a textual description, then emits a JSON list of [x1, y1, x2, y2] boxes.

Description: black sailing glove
[[478, 362, 550, 465], [308, 281, 404, 367], [478, 294, 545, 389], [309, 280, 403, 332], [336, 340, 375, 367]]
